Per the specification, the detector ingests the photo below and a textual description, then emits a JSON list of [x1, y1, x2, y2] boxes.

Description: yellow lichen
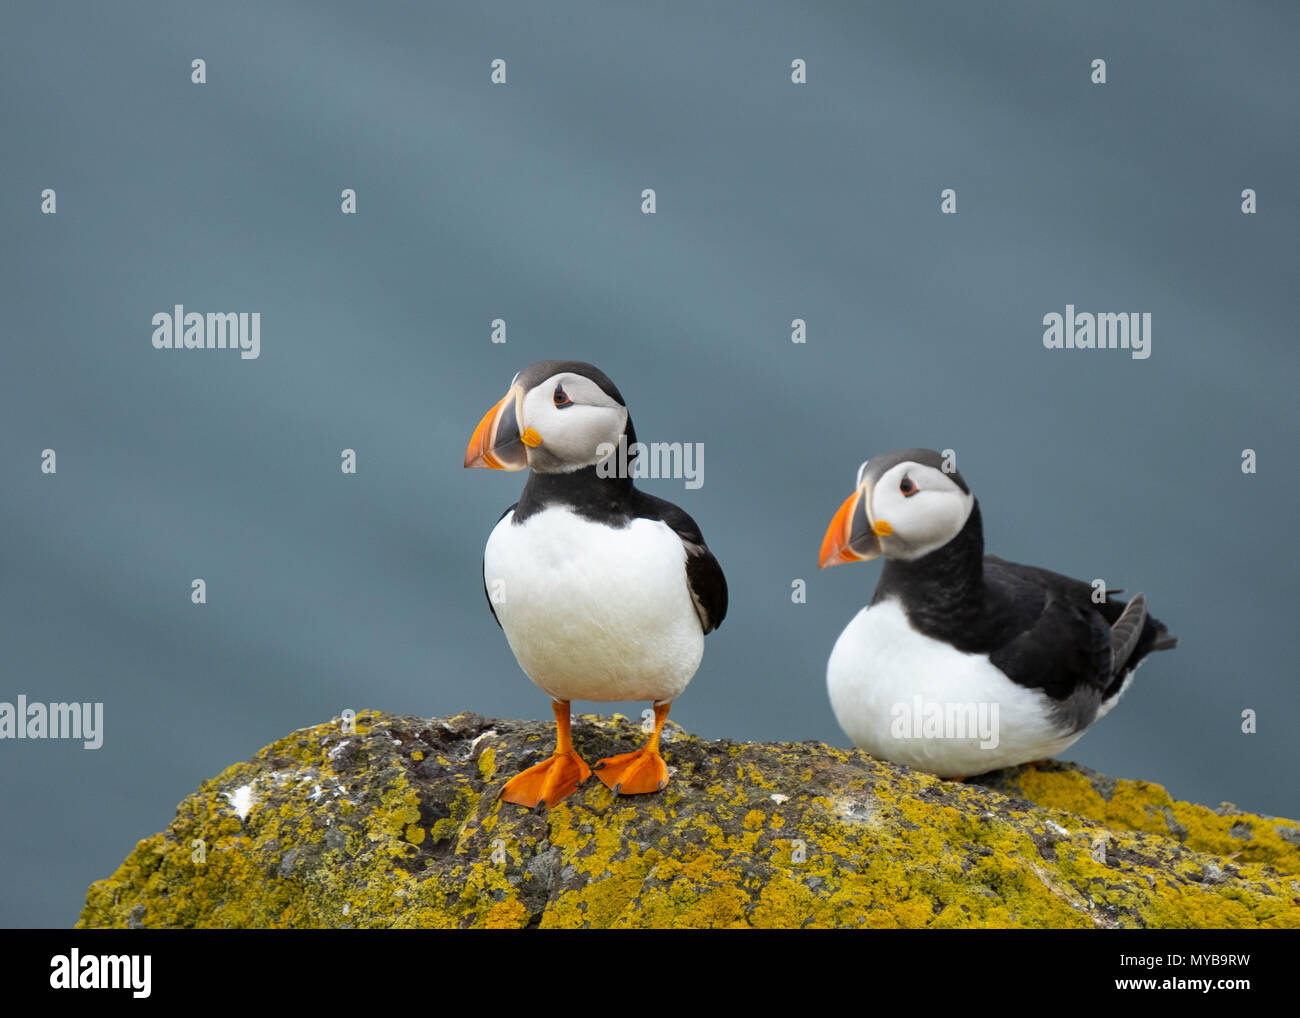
[[1005, 767, 1300, 877], [76, 714, 1300, 930]]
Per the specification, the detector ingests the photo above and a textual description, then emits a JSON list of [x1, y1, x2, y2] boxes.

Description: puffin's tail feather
[[1108, 593, 1148, 677]]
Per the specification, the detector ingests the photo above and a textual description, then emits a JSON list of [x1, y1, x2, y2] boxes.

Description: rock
[[77, 711, 1300, 929]]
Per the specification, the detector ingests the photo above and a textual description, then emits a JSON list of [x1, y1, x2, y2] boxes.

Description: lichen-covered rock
[[78, 711, 1300, 929]]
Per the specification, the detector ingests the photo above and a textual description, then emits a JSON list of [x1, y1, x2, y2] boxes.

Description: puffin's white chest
[[483, 506, 704, 703], [826, 599, 1081, 776]]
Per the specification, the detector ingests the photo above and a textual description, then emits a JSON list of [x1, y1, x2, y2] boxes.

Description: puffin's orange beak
[[465, 385, 528, 470], [818, 483, 884, 568]]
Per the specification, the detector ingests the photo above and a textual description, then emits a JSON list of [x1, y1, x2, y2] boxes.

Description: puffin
[[818, 448, 1176, 778], [464, 360, 727, 808]]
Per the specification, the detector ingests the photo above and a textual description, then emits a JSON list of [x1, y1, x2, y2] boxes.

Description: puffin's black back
[[873, 500, 1176, 709]]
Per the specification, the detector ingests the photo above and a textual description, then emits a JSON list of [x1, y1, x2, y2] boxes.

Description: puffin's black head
[[464, 360, 638, 474], [819, 448, 974, 567]]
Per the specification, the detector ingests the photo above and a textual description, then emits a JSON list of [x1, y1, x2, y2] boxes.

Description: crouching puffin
[[818, 448, 1176, 778], [464, 360, 727, 807]]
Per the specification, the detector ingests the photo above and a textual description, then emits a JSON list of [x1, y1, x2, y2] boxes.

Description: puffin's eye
[[900, 475, 918, 497], [553, 384, 573, 408]]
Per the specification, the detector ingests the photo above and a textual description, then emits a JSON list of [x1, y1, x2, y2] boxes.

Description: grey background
[[1, 1, 1296, 928]]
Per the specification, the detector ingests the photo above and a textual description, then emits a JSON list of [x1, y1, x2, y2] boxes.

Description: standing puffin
[[464, 360, 727, 807], [818, 448, 1176, 778]]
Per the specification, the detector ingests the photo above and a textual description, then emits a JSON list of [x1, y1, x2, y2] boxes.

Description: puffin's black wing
[[482, 503, 517, 629], [983, 568, 1111, 702], [631, 491, 728, 634], [983, 556, 1176, 704]]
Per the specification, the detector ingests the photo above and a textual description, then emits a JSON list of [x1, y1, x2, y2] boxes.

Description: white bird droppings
[[224, 784, 258, 821]]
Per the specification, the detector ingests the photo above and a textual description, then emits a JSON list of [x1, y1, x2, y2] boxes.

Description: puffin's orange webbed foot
[[500, 750, 591, 808], [499, 699, 591, 809], [593, 746, 669, 795], [594, 701, 672, 796]]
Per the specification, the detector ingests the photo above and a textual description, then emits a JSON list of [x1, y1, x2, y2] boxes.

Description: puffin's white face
[[518, 372, 628, 473], [863, 460, 974, 561], [465, 363, 630, 474], [819, 451, 975, 567]]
